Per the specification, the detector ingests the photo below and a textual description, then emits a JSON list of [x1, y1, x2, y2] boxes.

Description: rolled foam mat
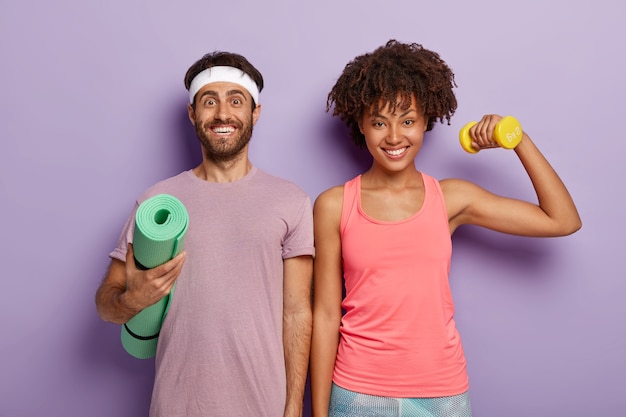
[[121, 193, 189, 359]]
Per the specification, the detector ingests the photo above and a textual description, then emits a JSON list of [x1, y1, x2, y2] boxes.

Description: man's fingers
[[154, 252, 186, 276], [146, 252, 186, 291]]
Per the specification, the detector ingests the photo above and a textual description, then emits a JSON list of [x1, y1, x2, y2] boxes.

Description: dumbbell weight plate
[[494, 115, 523, 149], [459, 121, 479, 154]]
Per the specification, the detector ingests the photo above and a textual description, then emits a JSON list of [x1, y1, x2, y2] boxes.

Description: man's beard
[[195, 116, 253, 163]]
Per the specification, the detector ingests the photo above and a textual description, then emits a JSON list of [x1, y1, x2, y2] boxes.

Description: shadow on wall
[[160, 98, 203, 176], [452, 225, 561, 278], [320, 115, 372, 184], [82, 302, 155, 416], [176, 102, 203, 170]]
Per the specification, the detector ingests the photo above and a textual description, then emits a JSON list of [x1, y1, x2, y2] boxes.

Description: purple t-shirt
[[110, 167, 314, 417]]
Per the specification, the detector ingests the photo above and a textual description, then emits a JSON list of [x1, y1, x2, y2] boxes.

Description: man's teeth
[[385, 147, 406, 156], [214, 126, 234, 133]]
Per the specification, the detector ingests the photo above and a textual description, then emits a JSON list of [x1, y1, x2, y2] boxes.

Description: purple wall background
[[1, 1, 624, 416]]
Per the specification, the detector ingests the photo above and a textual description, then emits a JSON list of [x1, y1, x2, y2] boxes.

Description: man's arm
[[95, 244, 185, 324], [282, 255, 313, 417]]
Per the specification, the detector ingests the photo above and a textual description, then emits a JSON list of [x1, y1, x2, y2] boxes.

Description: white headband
[[188, 66, 260, 104]]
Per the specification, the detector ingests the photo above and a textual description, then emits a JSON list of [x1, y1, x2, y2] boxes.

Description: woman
[[310, 40, 581, 417]]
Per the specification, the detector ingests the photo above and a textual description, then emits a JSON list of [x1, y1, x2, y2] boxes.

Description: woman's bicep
[[443, 178, 561, 237]]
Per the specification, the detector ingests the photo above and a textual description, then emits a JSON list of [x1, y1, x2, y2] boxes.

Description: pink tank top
[[333, 173, 469, 398]]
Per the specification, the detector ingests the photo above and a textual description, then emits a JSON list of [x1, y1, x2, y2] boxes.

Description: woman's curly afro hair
[[327, 40, 457, 148]]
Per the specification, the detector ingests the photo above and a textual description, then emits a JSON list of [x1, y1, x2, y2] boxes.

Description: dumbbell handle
[[459, 115, 523, 153]]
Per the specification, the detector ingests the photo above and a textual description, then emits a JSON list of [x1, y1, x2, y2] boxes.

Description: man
[[96, 51, 314, 417]]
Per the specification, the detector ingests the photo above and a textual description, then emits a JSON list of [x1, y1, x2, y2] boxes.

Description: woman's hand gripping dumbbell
[[459, 115, 523, 153]]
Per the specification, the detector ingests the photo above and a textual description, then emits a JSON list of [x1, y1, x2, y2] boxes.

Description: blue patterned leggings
[[329, 383, 472, 417]]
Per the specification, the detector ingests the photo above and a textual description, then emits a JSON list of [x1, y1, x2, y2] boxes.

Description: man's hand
[[123, 243, 186, 312]]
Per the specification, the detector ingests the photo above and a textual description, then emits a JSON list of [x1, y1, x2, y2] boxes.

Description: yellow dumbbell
[[459, 115, 523, 154]]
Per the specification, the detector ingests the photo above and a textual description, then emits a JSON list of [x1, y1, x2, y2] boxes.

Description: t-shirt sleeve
[[109, 203, 139, 262], [282, 195, 315, 259]]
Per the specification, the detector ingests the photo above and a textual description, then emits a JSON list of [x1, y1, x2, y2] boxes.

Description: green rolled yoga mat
[[121, 193, 189, 359]]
